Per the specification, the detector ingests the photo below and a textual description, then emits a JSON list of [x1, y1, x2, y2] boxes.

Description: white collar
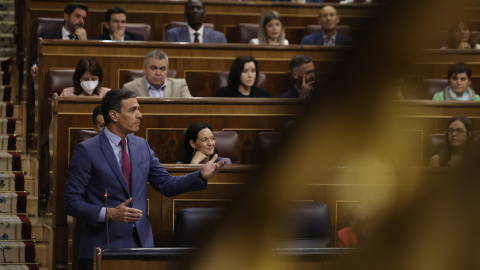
[[62, 26, 74, 40], [187, 24, 204, 42]]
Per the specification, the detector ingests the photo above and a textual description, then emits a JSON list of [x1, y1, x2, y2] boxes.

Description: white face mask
[[80, 80, 99, 95]]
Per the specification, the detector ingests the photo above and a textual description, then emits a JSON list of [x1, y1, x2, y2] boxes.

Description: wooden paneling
[[53, 97, 480, 268], [37, 39, 348, 153], [185, 71, 293, 97], [410, 50, 480, 79], [53, 97, 303, 267], [27, 0, 379, 45]]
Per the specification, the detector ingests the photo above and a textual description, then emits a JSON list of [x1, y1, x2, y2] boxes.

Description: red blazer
[[336, 226, 358, 247]]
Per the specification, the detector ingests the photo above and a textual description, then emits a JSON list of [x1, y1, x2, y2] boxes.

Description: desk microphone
[[104, 189, 109, 249]]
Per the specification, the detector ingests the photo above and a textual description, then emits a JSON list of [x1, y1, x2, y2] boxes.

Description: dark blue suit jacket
[[165, 25, 227, 43], [95, 31, 145, 41], [279, 87, 299, 98], [301, 31, 354, 46], [64, 130, 206, 259]]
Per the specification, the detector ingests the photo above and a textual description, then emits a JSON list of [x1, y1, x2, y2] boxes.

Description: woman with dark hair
[[183, 122, 232, 164], [60, 57, 110, 97], [429, 115, 474, 167], [432, 62, 480, 101], [216, 55, 270, 97], [441, 21, 480, 49], [249, 10, 289, 45]]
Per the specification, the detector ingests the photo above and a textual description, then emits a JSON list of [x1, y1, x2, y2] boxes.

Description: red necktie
[[194, 32, 200, 43], [120, 139, 131, 191]]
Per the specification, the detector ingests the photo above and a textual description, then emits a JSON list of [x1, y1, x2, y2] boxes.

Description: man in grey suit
[[164, 0, 227, 43], [122, 50, 192, 97]]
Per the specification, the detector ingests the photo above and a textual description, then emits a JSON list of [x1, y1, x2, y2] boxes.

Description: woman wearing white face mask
[[60, 57, 111, 97]]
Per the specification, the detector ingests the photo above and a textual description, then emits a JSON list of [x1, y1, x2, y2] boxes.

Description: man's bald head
[[318, 5, 340, 35]]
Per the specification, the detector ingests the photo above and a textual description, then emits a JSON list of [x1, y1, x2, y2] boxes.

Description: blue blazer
[[63, 130, 206, 259], [95, 31, 145, 41], [301, 31, 354, 46], [165, 25, 227, 43]]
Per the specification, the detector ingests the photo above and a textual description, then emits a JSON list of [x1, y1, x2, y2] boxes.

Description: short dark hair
[[105, 6, 127, 22], [290, 55, 313, 72], [101, 89, 136, 126], [185, 0, 204, 10], [228, 55, 259, 89], [448, 62, 472, 79], [64, 2, 88, 16], [183, 122, 218, 163], [92, 105, 102, 125], [73, 58, 103, 95]]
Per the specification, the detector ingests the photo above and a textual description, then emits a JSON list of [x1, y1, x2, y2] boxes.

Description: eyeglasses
[[446, 128, 467, 134]]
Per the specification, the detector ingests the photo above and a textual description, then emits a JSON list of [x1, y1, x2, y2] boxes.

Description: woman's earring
[[192, 148, 196, 156]]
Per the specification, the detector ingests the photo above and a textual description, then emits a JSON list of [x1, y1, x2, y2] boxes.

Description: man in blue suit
[[164, 0, 227, 43], [30, 2, 89, 80], [64, 89, 228, 270], [301, 5, 354, 46], [95, 7, 144, 41]]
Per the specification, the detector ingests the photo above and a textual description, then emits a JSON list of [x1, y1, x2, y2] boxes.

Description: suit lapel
[[181, 26, 191, 42], [203, 28, 210, 43], [99, 132, 130, 195], [165, 78, 173, 97], [138, 77, 151, 97]]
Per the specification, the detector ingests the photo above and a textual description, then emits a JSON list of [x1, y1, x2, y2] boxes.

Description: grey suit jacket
[[122, 77, 192, 97], [164, 26, 227, 43]]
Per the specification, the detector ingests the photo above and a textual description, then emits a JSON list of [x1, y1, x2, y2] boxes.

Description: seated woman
[[249, 10, 289, 45], [182, 122, 232, 164], [429, 115, 473, 167], [432, 63, 480, 101], [337, 191, 388, 248], [440, 21, 480, 49], [216, 55, 270, 97], [60, 57, 110, 97]]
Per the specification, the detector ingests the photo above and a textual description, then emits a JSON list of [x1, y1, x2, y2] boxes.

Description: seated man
[[280, 55, 316, 98], [165, 0, 227, 43], [31, 2, 89, 80], [301, 5, 354, 46], [92, 105, 104, 134], [122, 50, 192, 97], [95, 7, 144, 41]]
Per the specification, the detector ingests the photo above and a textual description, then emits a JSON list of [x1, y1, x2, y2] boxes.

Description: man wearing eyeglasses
[[122, 50, 192, 97], [301, 5, 354, 46]]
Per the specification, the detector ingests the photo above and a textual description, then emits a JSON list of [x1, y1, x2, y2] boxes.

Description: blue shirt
[[145, 77, 166, 97], [98, 127, 130, 222]]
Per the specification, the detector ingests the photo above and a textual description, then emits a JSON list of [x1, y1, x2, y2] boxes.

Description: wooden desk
[[409, 49, 480, 81], [52, 97, 302, 267], [27, 0, 380, 44], [52, 97, 480, 268], [94, 247, 356, 270], [37, 39, 348, 151]]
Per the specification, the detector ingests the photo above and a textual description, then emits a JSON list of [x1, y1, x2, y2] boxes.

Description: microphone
[[104, 189, 109, 249]]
